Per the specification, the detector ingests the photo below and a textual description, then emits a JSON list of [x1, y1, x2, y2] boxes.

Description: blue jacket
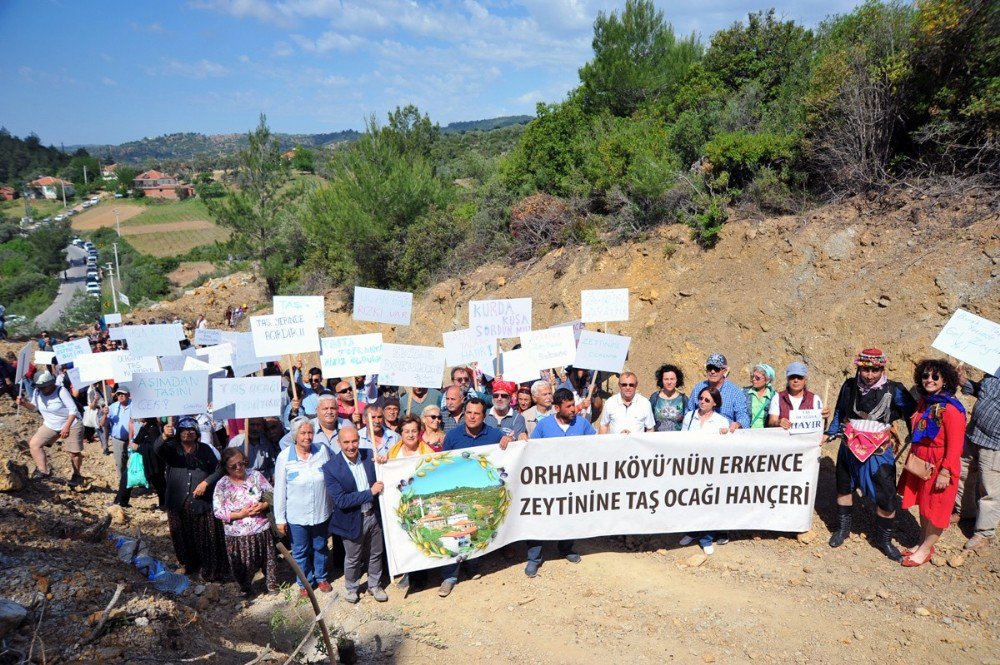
[[322, 449, 379, 540]]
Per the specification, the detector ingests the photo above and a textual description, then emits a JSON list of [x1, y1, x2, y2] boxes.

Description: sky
[[0, 0, 863, 146]]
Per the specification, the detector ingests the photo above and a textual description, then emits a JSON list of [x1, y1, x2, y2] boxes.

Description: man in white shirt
[[599, 372, 655, 435], [520, 380, 554, 436]]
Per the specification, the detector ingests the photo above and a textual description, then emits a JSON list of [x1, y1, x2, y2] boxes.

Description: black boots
[[873, 515, 902, 562], [829, 505, 852, 547]]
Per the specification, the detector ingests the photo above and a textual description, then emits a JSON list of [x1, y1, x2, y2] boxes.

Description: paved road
[[34, 244, 90, 329]]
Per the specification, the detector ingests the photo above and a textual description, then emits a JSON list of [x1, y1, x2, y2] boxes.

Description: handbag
[[903, 451, 935, 481], [83, 406, 100, 428], [126, 451, 150, 489]]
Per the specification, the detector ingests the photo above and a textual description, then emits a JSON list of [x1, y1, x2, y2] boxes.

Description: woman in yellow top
[[386, 416, 435, 459]]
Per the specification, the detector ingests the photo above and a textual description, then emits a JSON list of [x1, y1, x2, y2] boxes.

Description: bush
[[704, 131, 800, 187], [744, 167, 800, 214]]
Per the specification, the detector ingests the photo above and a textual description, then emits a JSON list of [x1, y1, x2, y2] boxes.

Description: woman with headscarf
[[744, 363, 776, 429], [897, 359, 966, 566], [155, 417, 229, 580], [824, 348, 917, 561]]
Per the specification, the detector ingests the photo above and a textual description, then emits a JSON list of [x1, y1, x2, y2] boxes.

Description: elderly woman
[[744, 363, 776, 429], [213, 448, 277, 596], [650, 364, 688, 432], [154, 417, 228, 580], [273, 416, 333, 597], [387, 416, 434, 459], [419, 405, 445, 451], [17, 371, 83, 484], [897, 359, 967, 567], [679, 387, 731, 554]]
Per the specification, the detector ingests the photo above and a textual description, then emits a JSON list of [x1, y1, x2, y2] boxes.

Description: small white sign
[[200, 342, 234, 369], [379, 344, 446, 389], [353, 287, 413, 326], [788, 409, 824, 435], [554, 319, 585, 345], [130, 371, 210, 418], [119, 292, 130, 306], [75, 352, 120, 383], [65, 367, 87, 391], [110, 323, 184, 357], [34, 351, 56, 366], [114, 352, 161, 383], [320, 333, 383, 378], [581, 288, 629, 323], [249, 314, 321, 358], [274, 295, 326, 329], [469, 298, 532, 340], [521, 327, 577, 369], [499, 348, 541, 385], [573, 330, 631, 373], [212, 376, 283, 419], [53, 337, 92, 366], [442, 328, 496, 368], [194, 327, 223, 346], [932, 309, 1000, 375], [103, 312, 122, 325]]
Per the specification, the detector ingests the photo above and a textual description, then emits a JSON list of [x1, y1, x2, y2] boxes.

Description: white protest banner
[[75, 352, 120, 383], [250, 314, 320, 358], [581, 288, 629, 323], [110, 324, 184, 357], [103, 312, 122, 325], [574, 330, 631, 373], [469, 297, 532, 340], [34, 351, 56, 366], [219, 331, 273, 376], [194, 327, 223, 346], [114, 352, 161, 383], [183, 356, 226, 376], [498, 348, 542, 385], [932, 309, 1000, 375], [554, 319, 584, 345], [66, 367, 87, 391], [53, 337, 92, 365], [788, 409, 824, 435], [353, 287, 413, 326], [212, 377, 283, 420], [130, 371, 209, 418], [379, 344, 446, 389], [274, 295, 326, 330], [320, 333, 383, 378], [377, 428, 820, 576], [442, 328, 496, 368], [159, 355, 187, 372], [521, 326, 577, 369]]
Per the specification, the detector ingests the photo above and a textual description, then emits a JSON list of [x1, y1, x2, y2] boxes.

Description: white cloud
[[149, 59, 231, 79], [514, 90, 543, 106], [290, 31, 365, 53], [102, 77, 118, 87], [272, 41, 295, 57]]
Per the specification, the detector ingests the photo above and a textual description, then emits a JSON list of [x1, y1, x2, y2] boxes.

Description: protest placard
[[65, 367, 87, 391], [200, 342, 233, 369], [75, 351, 121, 383], [183, 356, 226, 376], [130, 371, 209, 418], [250, 314, 320, 358], [15, 343, 33, 384], [194, 327, 223, 346], [469, 298, 532, 340], [274, 295, 326, 329], [53, 337, 92, 366], [103, 312, 122, 325], [521, 327, 577, 369], [788, 409, 824, 435], [581, 288, 629, 323], [442, 328, 496, 368], [379, 344, 446, 388], [498, 348, 542, 385], [114, 352, 161, 383], [34, 351, 56, 366], [554, 319, 584, 345], [109, 324, 185, 357], [932, 309, 1000, 375], [574, 330, 631, 373], [320, 333, 383, 378], [353, 287, 413, 326], [377, 428, 820, 576], [218, 331, 271, 376], [212, 377, 283, 420]]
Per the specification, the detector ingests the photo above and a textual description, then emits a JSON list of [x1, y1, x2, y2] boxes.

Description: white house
[[28, 176, 74, 200]]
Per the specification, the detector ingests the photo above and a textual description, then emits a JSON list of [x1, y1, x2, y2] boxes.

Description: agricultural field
[[1, 197, 69, 219]]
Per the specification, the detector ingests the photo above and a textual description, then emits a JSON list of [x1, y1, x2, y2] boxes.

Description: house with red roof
[[0, 186, 17, 201], [133, 169, 194, 199], [27, 176, 74, 200]]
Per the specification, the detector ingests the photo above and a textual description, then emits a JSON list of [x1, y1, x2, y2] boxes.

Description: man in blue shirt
[[685, 353, 750, 431], [100, 386, 132, 479]]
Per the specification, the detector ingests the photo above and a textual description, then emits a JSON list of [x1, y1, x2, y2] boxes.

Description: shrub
[[704, 131, 800, 187]]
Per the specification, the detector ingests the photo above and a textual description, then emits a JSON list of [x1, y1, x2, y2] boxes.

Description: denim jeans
[[526, 540, 575, 565], [289, 521, 329, 587], [440, 558, 479, 584]]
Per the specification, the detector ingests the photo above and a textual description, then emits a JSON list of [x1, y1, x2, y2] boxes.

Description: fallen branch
[[79, 583, 125, 647], [27, 597, 48, 665], [179, 652, 216, 662], [275, 542, 336, 664], [243, 645, 273, 665]]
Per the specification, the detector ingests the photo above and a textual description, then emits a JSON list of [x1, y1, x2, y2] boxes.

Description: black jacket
[[154, 436, 221, 515]]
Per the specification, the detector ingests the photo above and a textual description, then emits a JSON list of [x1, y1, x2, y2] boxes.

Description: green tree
[[114, 166, 139, 194], [382, 105, 440, 159], [290, 146, 315, 173], [578, 0, 701, 117]]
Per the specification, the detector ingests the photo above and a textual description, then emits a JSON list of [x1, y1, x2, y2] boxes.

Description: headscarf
[[855, 348, 888, 395], [753, 363, 775, 384], [912, 392, 966, 444]]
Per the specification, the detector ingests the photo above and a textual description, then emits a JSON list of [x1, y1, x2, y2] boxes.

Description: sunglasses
[[788, 375, 805, 381], [921, 372, 941, 381], [492, 393, 510, 399], [706, 366, 723, 373], [227, 462, 247, 470], [620, 382, 636, 387], [454, 377, 471, 383], [424, 414, 442, 420], [699, 397, 714, 403], [336, 388, 352, 394]]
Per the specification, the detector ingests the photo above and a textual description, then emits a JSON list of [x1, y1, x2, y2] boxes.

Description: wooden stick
[[244, 418, 250, 456], [471, 363, 480, 392], [15, 381, 23, 417], [823, 379, 830, 407], [243, 646, 272, 665], [79, 583, 125, 647], [286, 356, 298, 401], [495, 340, 503, 377], [275, 543, 336, 664]]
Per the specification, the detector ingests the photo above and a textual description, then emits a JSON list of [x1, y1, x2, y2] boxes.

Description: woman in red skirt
[[898, 359, 967, 567]]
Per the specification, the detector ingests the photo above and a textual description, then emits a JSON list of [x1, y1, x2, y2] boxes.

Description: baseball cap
[[786, 361, 809, 378], [706, 353, 727, 369], [33, 371, 55, 387]]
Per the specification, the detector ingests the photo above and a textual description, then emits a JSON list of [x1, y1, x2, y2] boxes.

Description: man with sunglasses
[[598, 372, 654, 435], [333, 381, 366, 427], [485, 380, 528, 440], [685, 354, 750, 432], [438, 366, 492, 411]]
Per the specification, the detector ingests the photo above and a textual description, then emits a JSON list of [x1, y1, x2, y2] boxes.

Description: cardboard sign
[[353, 286, 413, 326], [379, 344, 446, 389], [554, 319, 585, 345], [212, 377, 283, 419], [274, 295, 326, 329], [581, 288, 629, 323], [130, 371, 210, 418], [788, 409, 824, 435], [119, 292, 130, 306], [75, 352, 121, 383], [499, 348, 542, 385], [469, 298, 532, 340], [250, 314, 320, 358], [932, 309, 1000, 375], [320, 333, 383, 378], [183, 356, 227, 376], [521, 327, 577, 369], [114, 352, 161, 383], [573, 330, 631, 373], [53, 337, 92, 366], [103, 312, 122, 325], [65, 367, 87, 391], [194, 327, 223, 346], [15, 342, 33, 384], [34, 351, 56, 366], [219, 331, 273, 376], [442, 328, 496, 368], [200, 342, 234, 369], [110, 324, 184, 357]]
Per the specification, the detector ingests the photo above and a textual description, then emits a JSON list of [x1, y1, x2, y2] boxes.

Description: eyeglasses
[[706, 366, 723, 373], [787, 375, 805, 381], [921, 372, 941, 381], [699, 397, 714, 403], [336, 388, 352, 394], [620, 382, 636, 387], [454, 376, 471, 383], [492, 393, 510, 399]]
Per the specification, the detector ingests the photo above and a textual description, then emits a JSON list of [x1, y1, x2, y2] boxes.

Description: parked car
[[114, 193, 124, 198], [72, 238, 84, 247], [53, 214, 65, 222], [86, 285, 100, 298]]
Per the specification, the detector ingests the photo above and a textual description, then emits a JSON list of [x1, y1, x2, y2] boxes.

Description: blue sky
[[0, 0, 863, 145]]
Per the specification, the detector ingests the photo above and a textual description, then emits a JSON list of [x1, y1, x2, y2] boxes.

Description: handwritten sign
[[114, 352, 161, 383], [379, 344, 446, 389], [219, 331, 272, 376], [53, 337, 92, 365], [321, 333, 383, 378], [353, 287, 412, 326], [212, 377, 283, 419], [183, 356, 227, 376], [130, 371, 209, 418], [499, 348, 542, 385], [788, 409, 824, 435], [469, 298, 532, 340], [581, 288, 629, 323], [103, 312, 122, 325], [573, 330, 631, 373], [250, 314, 320, 358], [34, 351, 56, 366], [274, 295, 325, 329], [521, 327, 577, 369], [442, 328, 496, 368], [932, 309, 1000, 375], [194, 327, 223, 346], [554, 319, 584, 345], [75, 352, 121, 383], [110, 324, 184, 357]]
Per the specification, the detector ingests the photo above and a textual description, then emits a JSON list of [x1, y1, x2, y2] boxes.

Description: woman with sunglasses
[[213, 448, 277, 596], [743, 363, 776, 429], [679, 387, 731, 554], [420, 406, 445, 451], [897, 359, 967, 566]]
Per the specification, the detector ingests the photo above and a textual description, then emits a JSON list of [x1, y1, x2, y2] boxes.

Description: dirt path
[[168, 261, 216, 286]]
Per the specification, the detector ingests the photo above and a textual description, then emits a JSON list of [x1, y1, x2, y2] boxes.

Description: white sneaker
[[702, 544, 715, 555], [679, 535, 695, 546]]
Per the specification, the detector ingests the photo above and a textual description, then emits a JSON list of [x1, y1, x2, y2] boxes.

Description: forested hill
[[0, 129, 70, 185]]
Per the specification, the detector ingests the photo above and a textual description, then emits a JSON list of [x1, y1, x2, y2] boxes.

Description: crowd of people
[[8, 317, 998, 601]]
